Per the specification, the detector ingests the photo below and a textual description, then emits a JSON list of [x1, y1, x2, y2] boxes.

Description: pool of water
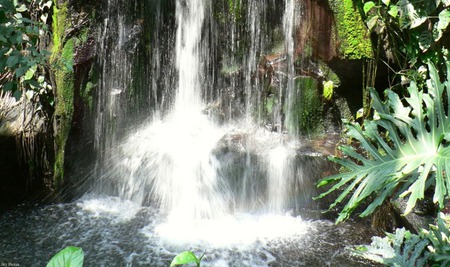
[[0, 195, 380, 266]]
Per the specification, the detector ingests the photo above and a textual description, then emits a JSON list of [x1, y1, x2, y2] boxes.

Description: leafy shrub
[[46, 246, 84, 267], [355, 227, 429, 267], [0, 0, 53, 101], [361, 0, 450, 68], [316, 62, 450, 223], [422, 213, 450, 266], [357, 213, 450, 267], [170, 251, 204, 267]]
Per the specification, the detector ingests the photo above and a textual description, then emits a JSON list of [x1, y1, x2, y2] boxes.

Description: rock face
[[0, 93, 52, 210], [297, 0, 338, 62], [254, 0, 372, 135]]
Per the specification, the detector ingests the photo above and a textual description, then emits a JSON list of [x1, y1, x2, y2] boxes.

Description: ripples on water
[[0, 195, 380, 266]]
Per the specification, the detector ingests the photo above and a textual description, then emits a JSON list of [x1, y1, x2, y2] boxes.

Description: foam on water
[[151, 213, 309, 248], [0, 195, 378, 266], [117, 110, 230, 222], [78, 195, 142, 223]]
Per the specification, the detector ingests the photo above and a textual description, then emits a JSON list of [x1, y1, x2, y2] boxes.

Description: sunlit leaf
[[388, 5, 398, 18], [366, 15, 379, 31], [16, 4, 27, 12], [46, 246, 84, 267], [40, 13, 48, 23], [25, 90, 34, 100], [438, 9, 450, 31], [317, 62, 450, 223], [40, 0, 52, 9], [411, 17, 427, 28], [170, 251, 199, 267], [24, 64, 36, 80], [364, 1, 376, 15], [398, 0, 427, 29]]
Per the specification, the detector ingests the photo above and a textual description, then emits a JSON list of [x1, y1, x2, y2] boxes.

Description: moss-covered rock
[[286, 76, 323, 135], [50, 1, 75, 187], [329, 0, 373, 60]]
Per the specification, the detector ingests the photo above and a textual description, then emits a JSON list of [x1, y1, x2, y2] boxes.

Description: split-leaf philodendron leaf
[[317, 62, 450, 223]]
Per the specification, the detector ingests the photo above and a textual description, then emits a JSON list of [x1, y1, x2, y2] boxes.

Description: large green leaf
[[317, 62, 450, 223], [170, 251, 202, 267], [46, 246, 84, 267]]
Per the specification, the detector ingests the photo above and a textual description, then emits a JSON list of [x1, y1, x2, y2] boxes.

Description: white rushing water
[[112, 0, 309, 220], [100, 0, 311, 249], [283, 0, 301, 135], [174, 0, 205, 114], [267, 145, 291, 213], [116, 0, 231, 223]]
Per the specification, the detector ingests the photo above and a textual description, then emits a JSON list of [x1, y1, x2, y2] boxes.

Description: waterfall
[[267, 146, 291, 213], [88, 0, 316, 225], [174, 0, 204, 114], [283, 0, 300, 135], [114, 0, 232, 223]]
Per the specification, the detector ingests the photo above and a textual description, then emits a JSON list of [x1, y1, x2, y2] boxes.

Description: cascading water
[[283, 0, 301, 135], [114, 0, 232, 223], [267, 146, 291, 213], [114, 0, 307, 222], [0, 1, 379, 266]]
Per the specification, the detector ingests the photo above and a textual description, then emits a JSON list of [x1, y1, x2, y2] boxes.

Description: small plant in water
[[170, 251, 204, 267], [46, 246, 84, 267]]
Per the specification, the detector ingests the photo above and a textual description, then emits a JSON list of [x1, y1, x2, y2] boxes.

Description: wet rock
[[391, 198, 436, 233], [212, 132, 248, 156], [0, 94, 50, 210], [0, 94, 45, 135], [202, 100, 225, 125]]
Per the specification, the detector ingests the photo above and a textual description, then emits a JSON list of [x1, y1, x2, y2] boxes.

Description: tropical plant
[[316, 62, 450, 223], [355, 227, 430, 266], [0, 0, 53, 102], [170, 251, 204, 267], [46, 246, 84, 267], [357, 213, 450, 266], [361, 0, 450, 69], [422, 212, 450, 266]]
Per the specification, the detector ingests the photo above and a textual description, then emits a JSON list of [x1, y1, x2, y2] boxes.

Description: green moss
[[265, 94, 276, 115], [286, 77, 323, 136], [318, 60, 341, 86], [81, 64, 98, 112], [51, 1, 75, 187], [323, 80, 334, 101], [329, 0, 373, 59]]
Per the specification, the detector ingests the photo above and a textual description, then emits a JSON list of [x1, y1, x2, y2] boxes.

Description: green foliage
[[356, 228, 430, 266], [46, 246, 84, 267], [0, 0, 53, 100], [358, 213, 450, 266], [329, 0, 373, 59], [316, 62, 450, 223], [361, 0, 450, 68], [51, 1, 75, 185], [170, 251, 204, 267], [323, 80, 334, 101], [422, 213, 450, 266], [286, 77, 323, 135]]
